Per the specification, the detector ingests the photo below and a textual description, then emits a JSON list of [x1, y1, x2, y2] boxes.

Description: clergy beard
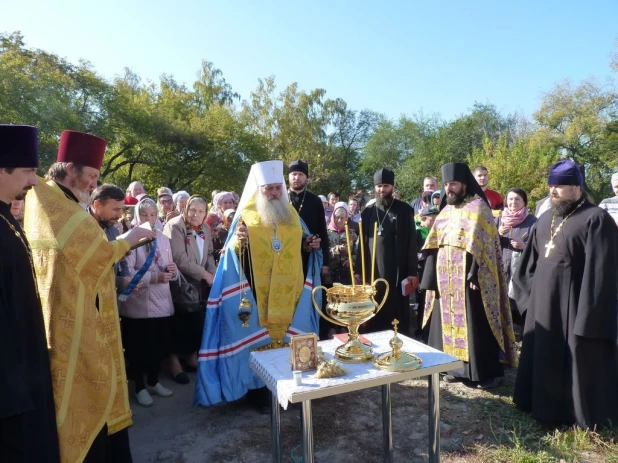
[[446, 190, 467, 206], [69, 174, 92, 207], [551, 197, 580, 216], [375, 192, 393, 207], [290, 179, 307, 193], [256, 192, 293, 228], [69, 181, 91, 204]]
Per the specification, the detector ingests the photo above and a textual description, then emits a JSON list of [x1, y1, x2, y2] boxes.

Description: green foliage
[[1, 30, 617, 206], [0, 31, 113, 169], [533, 78, 618, 200], [102, 70, 266, 196], [241, 77, 381, 197], [467, 133, 560, 209], [362, 104, 517, 201], [0, 33, 267, 196]]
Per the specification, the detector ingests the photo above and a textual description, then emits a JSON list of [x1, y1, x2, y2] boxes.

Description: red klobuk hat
[[57, 130, 107, 170]]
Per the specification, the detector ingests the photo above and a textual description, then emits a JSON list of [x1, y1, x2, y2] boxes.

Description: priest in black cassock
[[288, 159, 329, 275], [357, 168, 418, 335], [0, 125, 60, 461], [512, 160, 618, 429]]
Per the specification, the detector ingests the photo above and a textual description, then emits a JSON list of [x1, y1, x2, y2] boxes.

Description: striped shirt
[[599, 196, 618, 224]]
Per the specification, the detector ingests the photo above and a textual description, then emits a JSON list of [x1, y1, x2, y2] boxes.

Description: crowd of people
[[2, 123, 618, 462]]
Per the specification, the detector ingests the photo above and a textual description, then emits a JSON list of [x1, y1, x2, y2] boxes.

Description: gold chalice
[[311, 279, 389, 363]]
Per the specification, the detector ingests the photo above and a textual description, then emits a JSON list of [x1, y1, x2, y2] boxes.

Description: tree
[[467, 132, 560, 209], [104, 70, 266, 196], [534, 79, 618, 199], [0, 31, 113, 170], [329, 100, 383, 192], [241, 77, 370, 196]]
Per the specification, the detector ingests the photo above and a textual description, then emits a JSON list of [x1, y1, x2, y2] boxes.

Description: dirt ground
[[128, 366, 521, 463]]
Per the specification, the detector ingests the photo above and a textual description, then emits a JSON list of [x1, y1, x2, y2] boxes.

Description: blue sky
[[2, 0, 616, 121]]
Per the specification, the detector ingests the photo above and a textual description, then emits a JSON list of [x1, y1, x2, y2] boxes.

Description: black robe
[[0, 200, 60, 461], [359, 199, 418, 335], [289, 189, 329, 270], [512, 201, 618, 429]]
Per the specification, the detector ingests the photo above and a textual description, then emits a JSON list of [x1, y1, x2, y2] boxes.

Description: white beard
[[255, 193, 293, 228], [75, 190, 90, 206]]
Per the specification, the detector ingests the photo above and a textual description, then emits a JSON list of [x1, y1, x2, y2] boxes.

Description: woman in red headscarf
[[163, 195, 217, 384]]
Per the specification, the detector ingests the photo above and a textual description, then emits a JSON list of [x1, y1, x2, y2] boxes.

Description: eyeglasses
[[159, 198, 173, 205], [187, 208, 206, 215]]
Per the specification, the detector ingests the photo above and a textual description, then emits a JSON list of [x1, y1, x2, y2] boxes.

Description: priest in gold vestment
[[420, 162, 517, 389], [24, 130, 155, 462], [195, 160, 323, 407]]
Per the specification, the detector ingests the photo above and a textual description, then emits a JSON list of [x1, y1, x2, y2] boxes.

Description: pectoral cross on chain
[[544, 241, 555, 258]]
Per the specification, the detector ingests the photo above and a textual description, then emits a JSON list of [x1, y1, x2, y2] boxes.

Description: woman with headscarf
[[496, 187, 537, 330], [326, 202, 357, 285], [210, 191, 236, 219], [321, 202, 358, 338], [166, 190, 190, 223], [163, 195, 217, 384], [119, 198, 178, 406], [173, 191, 190, 214]]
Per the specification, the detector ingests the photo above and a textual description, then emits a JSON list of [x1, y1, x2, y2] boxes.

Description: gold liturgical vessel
[[238, 296, 252, 328], [311, 280, 389, 362], [373, 320, 422, 372], [311, 221, 390, 363]]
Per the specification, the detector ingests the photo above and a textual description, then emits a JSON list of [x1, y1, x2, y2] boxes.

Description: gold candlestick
[[359, 219, 366, 285], [371, 222, 378, 283], [345, 224, 355, 290]]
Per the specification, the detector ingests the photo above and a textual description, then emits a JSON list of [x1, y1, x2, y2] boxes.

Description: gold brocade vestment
[[24, 179, 132, 463], [422, 195, 518, 368], [235, 199, 304, 343]]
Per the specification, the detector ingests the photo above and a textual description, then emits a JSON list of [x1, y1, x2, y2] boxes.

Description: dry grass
[[441, 370, 618, 463]]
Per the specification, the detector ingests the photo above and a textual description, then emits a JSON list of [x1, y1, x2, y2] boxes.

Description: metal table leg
[[428, 373, 440, 463], [301, 400, 314, 463], [271, 392, 281, 463], [382, 384, 393, 463]]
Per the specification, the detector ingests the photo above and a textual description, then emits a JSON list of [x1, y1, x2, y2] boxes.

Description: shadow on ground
[[128, 367, 575, 462]]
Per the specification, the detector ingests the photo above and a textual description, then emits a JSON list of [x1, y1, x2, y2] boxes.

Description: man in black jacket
[[287, 159, 329, 276]]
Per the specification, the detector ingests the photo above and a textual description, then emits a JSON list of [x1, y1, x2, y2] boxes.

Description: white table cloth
[[250, 330, 461, 409]]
